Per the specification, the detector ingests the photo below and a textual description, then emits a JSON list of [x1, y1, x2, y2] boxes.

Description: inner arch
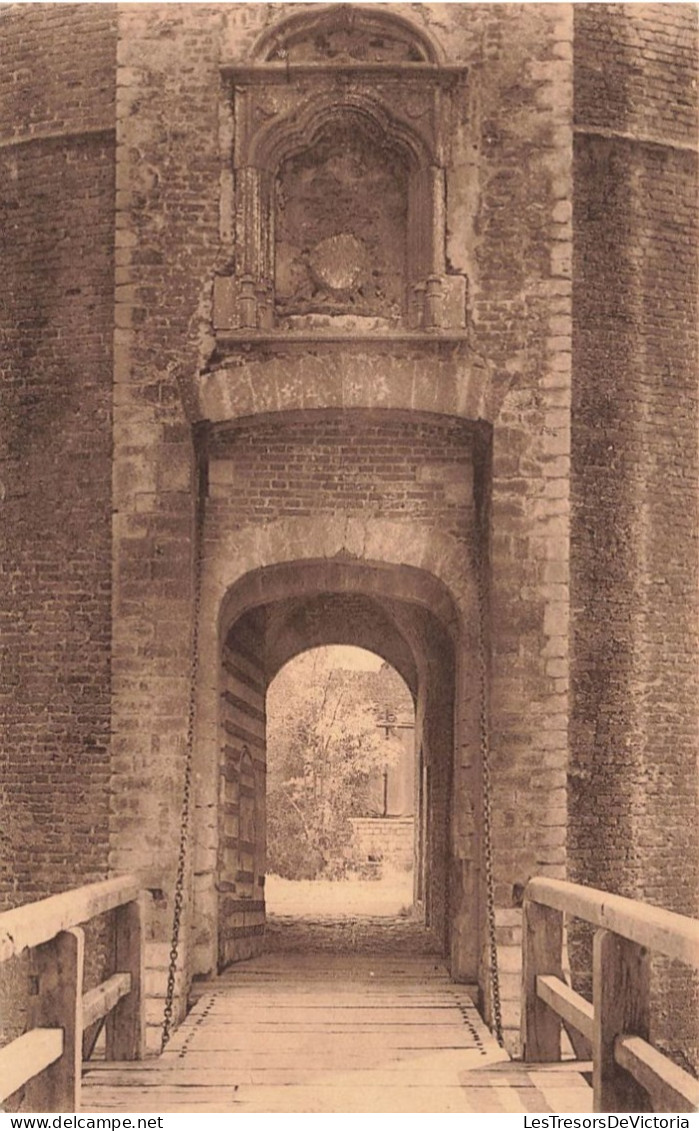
[[233, 591, 418, 694], [265, 644, 418, 926], [212, 561, 458, 975]]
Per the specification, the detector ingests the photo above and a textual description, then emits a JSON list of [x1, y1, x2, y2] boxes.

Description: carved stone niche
[[216, 5, 468, 341]]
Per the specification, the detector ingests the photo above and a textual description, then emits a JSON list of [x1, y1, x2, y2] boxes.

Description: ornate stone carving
[[254, 5, 439, 66], [216, 7, 468, 339], [275, 125, 407, 329]]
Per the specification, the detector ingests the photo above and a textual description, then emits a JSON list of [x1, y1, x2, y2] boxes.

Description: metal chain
[[161, 459, 206, 1052], [474, 525, 504, 1048]]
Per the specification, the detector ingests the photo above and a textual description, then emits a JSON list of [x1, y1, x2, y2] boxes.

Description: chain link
[[161, 456, 206, 1053], [474, 523, 504, 1048]]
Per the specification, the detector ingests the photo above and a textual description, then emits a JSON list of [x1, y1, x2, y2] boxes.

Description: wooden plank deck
[[82, 955, 592, 1113]]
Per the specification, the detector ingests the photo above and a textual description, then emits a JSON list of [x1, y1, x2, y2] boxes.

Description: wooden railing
[[521, 877, 699, 1113], [0, 876, 144, 1112]]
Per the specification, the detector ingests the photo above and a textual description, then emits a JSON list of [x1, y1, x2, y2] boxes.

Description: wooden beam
[[593, 929, 650, 1113], [24, 927, 84, 1113], [615, 1035, 699, 1113], [105, 894, 145, 1061], [536, 974, 594, 1043], [0, 1029, 63, 1103], [526, 878, 699, 970], [521, 899, 563, 1062], [0, 876, 140, 963], [82, 972, 131, 1029]]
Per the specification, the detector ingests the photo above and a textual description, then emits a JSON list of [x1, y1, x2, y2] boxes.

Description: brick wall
[[108, 5, 219, 903], [571, 3, 699, 1068], [350, 818, 415, 874], [218, 637, 267, 970], [0, 4, 117, 905], [207, 414, 475, 527]]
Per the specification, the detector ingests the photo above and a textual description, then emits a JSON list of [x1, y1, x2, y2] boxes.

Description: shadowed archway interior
[[212, 560, 460, 975]]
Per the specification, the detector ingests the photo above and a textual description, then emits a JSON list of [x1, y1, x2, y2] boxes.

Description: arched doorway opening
[[264, 645, 421, 943], [191, 558, 481, 985]]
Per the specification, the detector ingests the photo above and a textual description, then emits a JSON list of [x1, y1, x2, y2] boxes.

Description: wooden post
[[521, 898, 564, 1062], [105, 894, 145, 1061], [593, 928, 651, 1112], [24, 927, 84, 1113]]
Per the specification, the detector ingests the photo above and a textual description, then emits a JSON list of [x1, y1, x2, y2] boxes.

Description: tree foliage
[[266, 650, 404, 879]]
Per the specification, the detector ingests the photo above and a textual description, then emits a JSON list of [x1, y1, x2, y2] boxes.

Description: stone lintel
[[220, 62, 468, 85]]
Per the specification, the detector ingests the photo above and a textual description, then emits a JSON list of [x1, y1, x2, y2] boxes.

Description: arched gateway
[[185, 404, 492, 982], [192, 558, 466, 977]]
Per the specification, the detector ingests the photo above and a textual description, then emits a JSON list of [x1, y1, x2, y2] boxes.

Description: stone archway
[[190, 558, 481, 989]]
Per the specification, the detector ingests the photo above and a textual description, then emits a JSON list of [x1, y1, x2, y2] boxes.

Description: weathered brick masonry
[[0, 3, 118, 1048], [0, 4, 117, 904], [206, 414, 476, 526], [570, 4, 699, 1067]]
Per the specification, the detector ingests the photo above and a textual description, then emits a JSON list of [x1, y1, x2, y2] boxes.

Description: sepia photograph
[[1, 0, 698, 1117]]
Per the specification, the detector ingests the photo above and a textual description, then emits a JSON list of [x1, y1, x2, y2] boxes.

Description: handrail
[[526, 878, 699, 970], [521, 877, 699, 1114], [0, 876, 144, 1112], [0, 876, 140, 963]]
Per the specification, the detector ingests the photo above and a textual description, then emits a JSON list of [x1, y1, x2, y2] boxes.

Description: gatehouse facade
[[2, 2, 697, 1068]]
